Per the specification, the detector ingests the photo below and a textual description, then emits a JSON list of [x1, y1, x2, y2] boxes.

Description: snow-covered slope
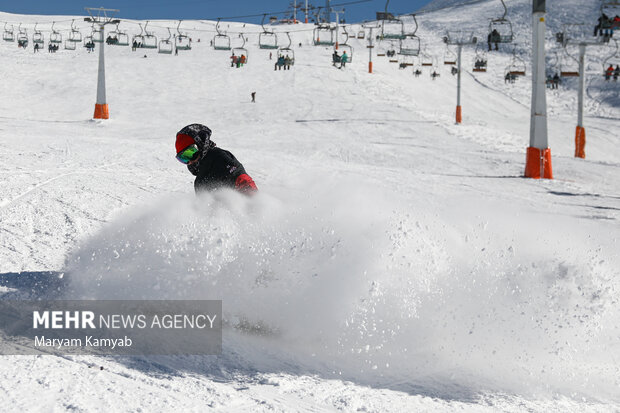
[[0, 1, 619, 411]]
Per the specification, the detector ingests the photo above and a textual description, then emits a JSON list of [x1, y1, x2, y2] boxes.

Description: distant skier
[[614, 65, 620, 81], [605, 64, 614, 81], [251, 91, 256, 103], [175, 124, 257, 194]]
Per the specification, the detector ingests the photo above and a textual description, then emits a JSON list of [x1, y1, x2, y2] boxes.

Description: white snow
[[1, 0, 619, 411]]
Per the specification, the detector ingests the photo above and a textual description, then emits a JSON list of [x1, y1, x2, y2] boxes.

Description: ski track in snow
[[1, 1, 620, 411]]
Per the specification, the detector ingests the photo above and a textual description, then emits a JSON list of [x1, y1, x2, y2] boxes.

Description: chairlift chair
[[444, 47, 457, 65], [17, 24, 28, 48], [140, 21, 157, 49], [599, 2, 620, 37], [559, 47, 579, 77], [338, 26, 353, 62], [397, 15, 420, 56], [89, 23, 103, 43], [314, 23, 335, 46], [33, 23, 44, 46], [357, 29, 365, 39], [50, 22, 62, 44], [64, 38, 76, 50], [398, 54, 416, 68], [506, 50, 526, 78], [232, 33, 249, 63], [602, 38, 620, 78], [68, 20, 82, 43], [421, 52, 433, 66], [473, 44, 488, 72], [176, 21, 192, 51], [259, 14, 279, 49], [158, 28, 173, 54], [399, 36, 420, 56], [109, 23, 129, 46], [378, 0, 405, 40], [3, 23, 14, 42], [278, 32, 294, 64], [488, 0, 514, 44], [213, 19, 231, 50]]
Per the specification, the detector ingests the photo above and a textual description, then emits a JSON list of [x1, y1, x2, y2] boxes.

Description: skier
[[605, 64, 614, 81], [614, 65, 620, 81], [175, 124, 257, 194], [340, 51, 348, 68], [552, 73, 560, 89]]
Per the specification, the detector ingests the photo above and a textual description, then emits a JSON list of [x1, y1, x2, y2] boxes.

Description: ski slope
[[1, 0, 620, 411]]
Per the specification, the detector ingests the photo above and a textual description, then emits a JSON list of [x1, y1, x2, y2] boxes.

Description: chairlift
[[33, 23, 44, 46], [357, 29, 365, 39], [559, 47, 579, 77], [158, 28, 173, 54], [176, 21, 192, 51], [140, 21, 157, 49], [231, 33, 248, 62], [488, 0, 514, 44], [64, 37, 76, 50], [50, 22, 62, 44], [108, 22, 129, 46], [277, 32, 294, 64], [338, 26, 353, 62], [17, 24, 28, 48], [420, 52, 433, 66], [602, 38, 620, 78], [398, 14, 420, 56], [398, 54, 416, 68], [444, 46, 457, 65], [473, 44, 488, 72], [3, 23, 14, 42], [89, 23, 103, 43], [132, 24, 145, 48], [378, 0, 405, 40], [597, 2, 620, 38], [505, 47, 526, 78], [314, 23, 335, 46], [213, 18, 231, 50], [258, 14, 278, 49], [68, 20, 82, 43]]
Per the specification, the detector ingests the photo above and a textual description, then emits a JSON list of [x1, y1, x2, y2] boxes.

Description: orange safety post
[[524, 147, 553, 179], [575, 125, 585, 158]]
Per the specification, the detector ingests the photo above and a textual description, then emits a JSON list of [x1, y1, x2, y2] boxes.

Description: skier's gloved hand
[[235, 174, 258, 195]]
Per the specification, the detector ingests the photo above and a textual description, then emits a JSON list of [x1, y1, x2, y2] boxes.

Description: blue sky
[[1, 1, 434, 24]]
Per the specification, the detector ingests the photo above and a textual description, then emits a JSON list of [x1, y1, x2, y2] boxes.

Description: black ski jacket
[[192, 147, 256, 193]]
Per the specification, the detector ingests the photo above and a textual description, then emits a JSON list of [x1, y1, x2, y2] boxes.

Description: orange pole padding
[[456, 105, 462, 124], [524, 146, 553, 179], [575, 126, 586, 158], [94, 103, 109, 119], [369, 61, 373, 73], [335, 42, 339, 50]]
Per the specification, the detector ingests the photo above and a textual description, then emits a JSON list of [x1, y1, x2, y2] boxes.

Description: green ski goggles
[[176, 144, 201, 164]]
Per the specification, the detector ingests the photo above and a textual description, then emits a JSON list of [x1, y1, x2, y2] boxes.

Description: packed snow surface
[[0, 0, 619, 411]]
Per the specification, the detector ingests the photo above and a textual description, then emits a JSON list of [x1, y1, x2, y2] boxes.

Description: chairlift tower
[[555, 25, 608, 159], [331, 8, 344, 49], [444, 31, 477, 124], [85, 7, 120, 120], [363, 22, 380, 73], [525, 0, 552, 179]]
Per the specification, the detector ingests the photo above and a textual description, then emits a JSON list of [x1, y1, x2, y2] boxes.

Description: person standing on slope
[[175, 124, 257, 194]]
